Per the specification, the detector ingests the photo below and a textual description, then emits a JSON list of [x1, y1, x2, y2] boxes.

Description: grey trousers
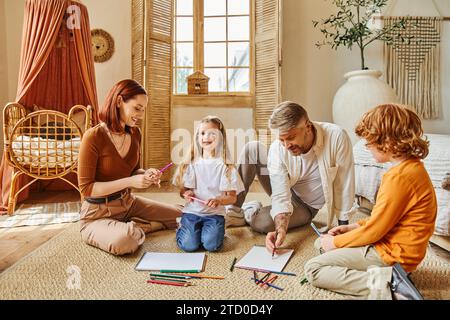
[[236, 141, 318, 234], [304, 238, 391, 299]]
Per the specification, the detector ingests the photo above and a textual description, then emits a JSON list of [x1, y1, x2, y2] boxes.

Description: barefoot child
[[173, 116, 244, 252]]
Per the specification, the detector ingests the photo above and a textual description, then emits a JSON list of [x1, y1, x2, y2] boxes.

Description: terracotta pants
[[80, 190, 182, 255]]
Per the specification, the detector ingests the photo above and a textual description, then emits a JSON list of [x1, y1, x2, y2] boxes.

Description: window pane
[[204, 0, 226, 16], [204, 68, 227, 92], [176, 0, 193, 15], [204, 17, 226, 41], [175, 68, 193, 94], [228, 16, 249, 41], [228, 42, 249, 67], [176, 17, 193, 41], [228, 68, 249, 92], [176, 42, 193, 67], [228, 0, 249, 15], [204, 43, 226, 67]]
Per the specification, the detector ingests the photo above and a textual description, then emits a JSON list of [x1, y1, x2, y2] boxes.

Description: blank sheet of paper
[[235, 246, 294, 272], [135, 252, 206, 271]]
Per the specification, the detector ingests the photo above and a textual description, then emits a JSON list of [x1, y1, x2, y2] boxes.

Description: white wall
[[82, 0, 132, 106], [282, 0, 450, 134]]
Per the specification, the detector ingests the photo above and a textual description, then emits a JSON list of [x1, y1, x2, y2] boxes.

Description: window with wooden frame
[[173, 0, 254, 106]]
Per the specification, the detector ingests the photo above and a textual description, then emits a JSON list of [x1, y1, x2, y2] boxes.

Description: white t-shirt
[[181, 158, 245, 216], [291, 148, 326, 210]]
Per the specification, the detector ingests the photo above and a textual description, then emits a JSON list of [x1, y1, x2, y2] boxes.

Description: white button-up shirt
[[267, 122, 356, 229]]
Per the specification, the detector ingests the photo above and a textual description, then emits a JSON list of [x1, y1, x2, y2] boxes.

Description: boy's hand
[[183, 190, 195, 202], [206, 198, 221, 208], [320, 234, 336, 252], [327, 223, 360, 236]]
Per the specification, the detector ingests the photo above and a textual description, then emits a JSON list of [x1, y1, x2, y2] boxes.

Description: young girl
[[304, 103, 437, 299], [173, 116, 244, 252]]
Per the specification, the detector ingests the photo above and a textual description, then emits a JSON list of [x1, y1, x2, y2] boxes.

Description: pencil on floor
[[263, 275, 278, 290], [251, 277, 284, 291], [259, 273, 271, 288], [230, 257, 237, 272]]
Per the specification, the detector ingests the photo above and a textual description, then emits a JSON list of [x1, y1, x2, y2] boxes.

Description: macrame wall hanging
[[384, 16, 443, 119]]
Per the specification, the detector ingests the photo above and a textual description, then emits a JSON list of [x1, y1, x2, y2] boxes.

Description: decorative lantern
[[187, 71, 209, 94]]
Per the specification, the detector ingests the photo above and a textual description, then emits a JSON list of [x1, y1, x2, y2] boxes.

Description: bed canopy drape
[[0, 0, 98, 213]]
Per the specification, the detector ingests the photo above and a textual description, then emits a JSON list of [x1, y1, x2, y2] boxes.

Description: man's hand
[[327, 223, 360, 236], [182, 190, 195, 202], [265, 228, 286, 254], [320, 234, 337, 252], [206, 199, 221, 208], [265, 213, 289, 254]]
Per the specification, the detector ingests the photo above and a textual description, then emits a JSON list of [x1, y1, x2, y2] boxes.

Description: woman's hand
[[327, 223, 360, 236], [206, 198, 221, 208], [129, 174, 154, 189], [182, 190, 195, 202], [145, 168, 162, 187]]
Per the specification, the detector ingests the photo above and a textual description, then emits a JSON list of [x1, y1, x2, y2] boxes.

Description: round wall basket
[[91, 29, 115, 63]]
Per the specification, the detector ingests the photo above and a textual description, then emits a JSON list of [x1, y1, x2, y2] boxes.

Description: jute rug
[[0, 193, 448, 300], [0, 202, 81, 228]]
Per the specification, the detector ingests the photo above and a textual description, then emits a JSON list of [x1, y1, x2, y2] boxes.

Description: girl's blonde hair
[[173, 116, 234, 188], [355, 103, 429, 160]]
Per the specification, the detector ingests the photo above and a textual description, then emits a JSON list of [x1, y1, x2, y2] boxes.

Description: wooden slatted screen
[[132, 0, 173, 170], [131, 0, 145, 85], [255, 0, 281, 132]]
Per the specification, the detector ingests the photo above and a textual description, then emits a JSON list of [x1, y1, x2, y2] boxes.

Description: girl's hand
[[183, 190, 195, 202], [320, 234, 337, 252], [129, 174, 153, 189], [206, 198, 221, 208]]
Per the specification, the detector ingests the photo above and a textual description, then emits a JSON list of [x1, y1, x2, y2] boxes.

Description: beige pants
[[80, 190, 181, 255], [304, 238, 392, 299]]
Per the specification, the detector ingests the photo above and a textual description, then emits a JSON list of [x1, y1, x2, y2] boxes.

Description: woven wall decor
[[384, 17, 442, 119], [91, 29, 115, 63]]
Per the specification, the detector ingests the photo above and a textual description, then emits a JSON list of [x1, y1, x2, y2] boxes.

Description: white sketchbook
[[135, 252, 206, 271], [235, 246, 294, 272]]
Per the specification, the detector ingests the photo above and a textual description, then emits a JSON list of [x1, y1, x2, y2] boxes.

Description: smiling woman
[[77, 79, 182, 256]]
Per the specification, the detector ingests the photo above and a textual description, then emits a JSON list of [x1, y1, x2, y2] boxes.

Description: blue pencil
[[251, 277, 284, 291], [238, 266, 297, 276], [310, 222, 322, 237]]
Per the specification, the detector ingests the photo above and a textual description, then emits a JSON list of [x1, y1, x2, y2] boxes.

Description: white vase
[[332, 70, 399, 145]]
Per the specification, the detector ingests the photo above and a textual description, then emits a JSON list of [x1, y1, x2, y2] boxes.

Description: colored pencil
[[150, 276, 189, 283], [189, 196, 208, 205], [237, 266, 297, 276], [259, 273, 271, 287], [175, 274, 225, 280], [160, 270, 200, 273], [147, 279, 192, 287], [230, 257, 237, 272], [263, 275, 279, 290], [150, 273, 193, 279], [310, 222, 322, 237], [251, 278, 284, 291], [159, 162, 174, 173], [272, 230, 278, 259]]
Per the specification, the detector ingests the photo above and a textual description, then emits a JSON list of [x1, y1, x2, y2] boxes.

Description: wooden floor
[[1, 184, 449, 274]]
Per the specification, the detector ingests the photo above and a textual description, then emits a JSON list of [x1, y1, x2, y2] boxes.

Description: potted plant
[[313, 0, 409, 143]]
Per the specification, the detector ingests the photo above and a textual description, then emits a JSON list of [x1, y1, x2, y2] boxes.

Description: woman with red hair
[[78, 79, 181, 255]]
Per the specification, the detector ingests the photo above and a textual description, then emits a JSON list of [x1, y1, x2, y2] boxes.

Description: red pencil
[[147, 279, 192, 287]]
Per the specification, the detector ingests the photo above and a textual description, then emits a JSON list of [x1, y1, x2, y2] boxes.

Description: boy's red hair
[[355, 104, 429, 159]]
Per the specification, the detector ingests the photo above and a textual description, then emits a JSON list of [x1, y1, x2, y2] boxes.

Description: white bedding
[[353, 134, 450, 236], [11, 136, 81, 168]]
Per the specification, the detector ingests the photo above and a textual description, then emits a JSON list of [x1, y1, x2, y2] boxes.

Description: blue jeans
[[176, 213, 225, 252]]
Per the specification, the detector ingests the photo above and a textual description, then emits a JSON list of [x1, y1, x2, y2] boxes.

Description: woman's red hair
[[98, 79, 147, 133]]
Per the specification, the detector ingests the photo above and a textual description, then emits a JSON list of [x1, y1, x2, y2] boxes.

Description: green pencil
[[150, 276, 189, 283], [160, 270, 200, 273], [150, 273, 192, 279]]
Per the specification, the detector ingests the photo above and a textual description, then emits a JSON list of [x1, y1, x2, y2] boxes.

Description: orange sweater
[[334, 159, 437, 272]]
